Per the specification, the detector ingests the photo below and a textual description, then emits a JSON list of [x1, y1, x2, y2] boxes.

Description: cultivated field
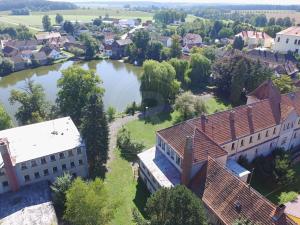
[[0, 8, 153, 31]]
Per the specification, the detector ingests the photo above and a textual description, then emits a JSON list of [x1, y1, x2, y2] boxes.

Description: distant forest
[[0, 0, 77, 12]]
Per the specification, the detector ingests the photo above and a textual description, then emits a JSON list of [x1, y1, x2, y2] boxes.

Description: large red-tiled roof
[[202, 157, 296, 225]]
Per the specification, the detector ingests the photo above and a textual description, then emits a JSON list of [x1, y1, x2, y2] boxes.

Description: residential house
[[3, 46, 19, 57], [111, 39, 132, 59], [158, 36, 173, 48], [9, 55, 27, 71], [118, 19, 138, 28], [235, 31, 273, 48], [35, 32, 61, 44], [138, 80, 300, 225], [103, 43, 112, 57], [2, 39, 38, 51], [0, 117, 88, 194], [40, 46, 61, 60], [31, 51, 48, 66], [63, 42, 86, 52], [273, 26, 300, 54], [183, 33, 202, 47]]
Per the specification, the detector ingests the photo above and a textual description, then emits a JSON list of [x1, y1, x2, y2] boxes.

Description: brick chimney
[[229, 111, 236, 140], [181, 136, 193, 186], [272, 204, 286, 222], [247, 106, 254, 133], [201, 114, 206, 132], [0, 138, 19, 192]]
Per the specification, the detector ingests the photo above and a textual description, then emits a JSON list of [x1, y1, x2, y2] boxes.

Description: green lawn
[[251, 163, 300, 204], [125, 97, 230, 149], [105, 149, 150, 225], [0, 8, 153, 30]]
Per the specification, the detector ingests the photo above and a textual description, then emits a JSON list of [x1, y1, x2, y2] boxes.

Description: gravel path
[[106, 113, 140, 170]]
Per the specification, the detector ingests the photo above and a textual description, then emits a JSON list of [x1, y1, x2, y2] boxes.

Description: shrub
[[107, 106, 116, 122], [279, 191, 298, 204], [117, 127, 144, 160]]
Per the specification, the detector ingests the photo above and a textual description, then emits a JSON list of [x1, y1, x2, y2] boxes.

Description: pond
[[0, 60, 142, 119]]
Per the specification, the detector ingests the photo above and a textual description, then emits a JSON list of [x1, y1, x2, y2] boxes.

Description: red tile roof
[[202, 157, 296, 225]]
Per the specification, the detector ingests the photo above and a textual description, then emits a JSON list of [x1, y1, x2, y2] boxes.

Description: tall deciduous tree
[[63, 20, 75, 34], [0, 104, 12, 130], [170, 35, 182, 58], [80, 93, 109, 177], [64, 178, 114, 225], [185, 53, 211, 89], [42, 15, 51, 31], [9, 80, 50, 125], [168, 58, 189, 86], [80, 33, 98, 59], [51, 173, 73, 217], [140, 60, 180, 106], [146, 41, 163, 61], [56, 66, 104, 126], [55, 13, 64, 24], [146, 185, 208, 225], [233, 36, 244, 50]]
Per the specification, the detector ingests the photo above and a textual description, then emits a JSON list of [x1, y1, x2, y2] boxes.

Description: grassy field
[[105, 149, 150, 225], [125, 97, 230, 149], [0, 8, 153, 30]]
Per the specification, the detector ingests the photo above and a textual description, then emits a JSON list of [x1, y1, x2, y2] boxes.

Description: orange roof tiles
[[278, 26, 300, 37], [202, 157, 296, 225]]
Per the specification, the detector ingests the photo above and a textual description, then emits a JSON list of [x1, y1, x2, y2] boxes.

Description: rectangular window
[[257, 133, 261, 141], [31, 160, 37, 167], [50, 155, 56, 162], [167, 147, 170, 155], [295, 39, 298, 44], [170, 149, 175, 160], [70, 162, 75, 168], [68, 150, 73, 157], [231, 143, 235, 150], [240, 140, 244, 147], [21, 163, 27, 170], [41, 157, 47, 165], [162, 142, 165, 151], [62, 164, 67, 171], [44, 169, 49, 176], [265, 130, 269, 137], [59, 152, 65, 159], [34, 172, 40, 179], [277, 37, 280, 42], [286, 38, 289, 44], [294, 133, 297, 139], [79, 159, 83, 165], [273, 128, 276, 135], [249, 136, 253, 144], [0, 170, 4, 176], [2, 181, 8, 187], [53, 166, 58, 173], [158, 137, 161, 147], [77, 147, 82, 155], [281, 137, 287, 145], [24, 175, 30, 182], [176, 155, 181, 165]]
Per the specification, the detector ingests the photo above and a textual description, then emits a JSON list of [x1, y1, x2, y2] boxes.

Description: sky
[[52, 0, 300, 5]]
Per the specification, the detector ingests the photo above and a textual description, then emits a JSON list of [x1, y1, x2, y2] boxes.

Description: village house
[[111, 39, 132, 59], [31, 51, 48, 66], [1, 39, 38, 51], [235, 31, 273, 48], [138, 80, 299, 225], [183, 33, 202, 47], [35, 32, 61, 44], [273, 26, 300, 54], [40, 46, 62, 60], [158, 36, 173, 48], [0, 117, 88, 194], [63, 42, 86, 52], [9, 55, 28, 71]]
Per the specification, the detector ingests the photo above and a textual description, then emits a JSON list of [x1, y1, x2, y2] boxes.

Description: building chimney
[[0, 138, 19, 192], [181, 136, 193, 187], [201, 114, 206, 132], [247, 106, 254, 133], [229, 111, 236, 140], [272, 204, 286, 222]]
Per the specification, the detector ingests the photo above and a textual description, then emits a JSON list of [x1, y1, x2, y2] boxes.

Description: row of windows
[[231, 127, 277, 150], [277, 37, 300, 45], [21, 148, 82, 170], [283, 122, 294, 131], [23, 159, 83, 183], [158, 137, 181, 166]]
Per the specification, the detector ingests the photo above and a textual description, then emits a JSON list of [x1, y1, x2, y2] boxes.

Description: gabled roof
[[202, 157, 296, 225], [35, 32, 61, 41], [158, 124, 227, 164], [277, 26, 300, 37], [115, 39, 132, 46], [236, 31, 272, 40]]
